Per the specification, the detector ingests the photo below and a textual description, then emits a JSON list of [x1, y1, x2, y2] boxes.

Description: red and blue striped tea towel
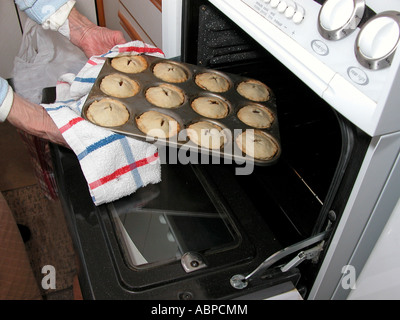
[[43, 41, 164, 206]]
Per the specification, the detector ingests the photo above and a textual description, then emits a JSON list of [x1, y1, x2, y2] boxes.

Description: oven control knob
[[277, 1, 287, 13], [292, 5, 305, 24], [270, 0, 280, 8], [355, 11, 400, 70], [284, 0, 297, 19], [318, 0, 365, 40]]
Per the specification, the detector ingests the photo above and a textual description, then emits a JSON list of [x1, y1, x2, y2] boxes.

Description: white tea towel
[[43, 41, 165, 206]]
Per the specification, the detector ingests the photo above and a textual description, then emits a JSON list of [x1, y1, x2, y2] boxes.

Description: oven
[[51, 0, 400, 300]]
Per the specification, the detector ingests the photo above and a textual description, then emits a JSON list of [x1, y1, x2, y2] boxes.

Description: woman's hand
[[69, 8, 126, 58]]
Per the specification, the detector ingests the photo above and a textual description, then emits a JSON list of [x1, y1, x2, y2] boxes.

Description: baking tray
[[81, 55, 281, 166]]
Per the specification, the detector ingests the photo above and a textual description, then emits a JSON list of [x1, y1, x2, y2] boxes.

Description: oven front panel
[[209, 0, 400, 136]]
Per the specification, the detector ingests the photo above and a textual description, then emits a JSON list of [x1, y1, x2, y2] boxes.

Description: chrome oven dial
[[355, 11, 400, 70], [318, 0, 365, 40]]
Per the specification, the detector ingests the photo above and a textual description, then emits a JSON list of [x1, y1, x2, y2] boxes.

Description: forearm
[[68, 7, 96, 49], [7, 94, 68, 148], [15, 0, 126, 58]]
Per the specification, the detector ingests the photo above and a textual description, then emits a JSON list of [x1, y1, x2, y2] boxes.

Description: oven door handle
[[230, 230, 329, 290]]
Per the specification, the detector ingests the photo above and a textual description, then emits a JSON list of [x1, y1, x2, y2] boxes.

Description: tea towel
[[43, 41, 164, 205]]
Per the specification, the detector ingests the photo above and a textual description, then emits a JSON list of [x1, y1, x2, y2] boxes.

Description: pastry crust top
[[195, 73, 230, 93], [153, 62, 188, 83], [237, 104, 274, 129], [237, 80, 270, 102], [191, 96, 229, 119], [145, 84, 185, 109], [136, 111, 180, 138], [87, 98, 130, 127], [111, 55, 148, 74], [236, 130, 278, 160], [100, 74, 139, 98], [187, 121, 227, 150]]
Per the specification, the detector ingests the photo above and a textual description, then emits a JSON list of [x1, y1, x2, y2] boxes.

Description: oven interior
[[181, 0, 350, 242]]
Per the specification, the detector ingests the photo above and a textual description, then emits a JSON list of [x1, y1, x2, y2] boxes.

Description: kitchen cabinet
[[118, 0, 161, 46], [102, 0, 182, 58], [119, 0, 162, 47]]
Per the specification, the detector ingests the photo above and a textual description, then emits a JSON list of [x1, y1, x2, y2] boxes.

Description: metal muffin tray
[[81, 55, 281, 166]]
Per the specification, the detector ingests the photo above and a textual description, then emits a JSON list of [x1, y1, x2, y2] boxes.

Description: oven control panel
[[209, 0, 400, 135], [239, 0, 400, 100], [261, 0, 307, 24]]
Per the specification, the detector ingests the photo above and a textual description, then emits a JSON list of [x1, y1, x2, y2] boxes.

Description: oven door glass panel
[[109, 163, 239, 268]]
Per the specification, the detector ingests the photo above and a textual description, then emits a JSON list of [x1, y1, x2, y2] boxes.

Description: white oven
[[204, 0, 400, 299]]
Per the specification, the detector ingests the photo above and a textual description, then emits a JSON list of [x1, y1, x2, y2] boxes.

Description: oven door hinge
[[230, 230, 330, 290], [280, 241, 324, 273]]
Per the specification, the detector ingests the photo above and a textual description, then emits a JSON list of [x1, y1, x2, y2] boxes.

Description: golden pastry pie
[[100, 74, 139, 98], [237, 104, 274, 129], [111, 55, 148, 74], [237, 80, 270, 102], [191, 96, 229, 119], [236, 130, 278, 160], [187, 121, 227, 150], [136, 111, 180, 138], [145, 84, 185, 109], [153, 62, 188, 83], [87, 98, 129, 127], [195, 72, 230, 93]]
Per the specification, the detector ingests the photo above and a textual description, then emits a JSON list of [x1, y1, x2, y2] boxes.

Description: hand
[[69, 8, 126, 58], [77, 26, 127, 58]]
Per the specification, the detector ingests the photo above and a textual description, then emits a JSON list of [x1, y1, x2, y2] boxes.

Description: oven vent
[[197, 4, 268, 68]]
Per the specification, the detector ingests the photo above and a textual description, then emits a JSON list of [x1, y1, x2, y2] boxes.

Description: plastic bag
[[12, 18, 88, 104], [11, 18, 88, 200]]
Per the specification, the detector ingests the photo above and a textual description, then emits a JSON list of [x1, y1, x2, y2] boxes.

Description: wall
[[0, 2, 23, 79]]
